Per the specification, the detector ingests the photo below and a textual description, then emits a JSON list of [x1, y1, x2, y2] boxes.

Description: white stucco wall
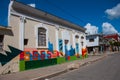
[[86, 35, 99, 47]]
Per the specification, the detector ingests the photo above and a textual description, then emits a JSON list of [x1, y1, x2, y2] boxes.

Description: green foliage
[[109, 41, 120, 46], [109, 41, 114, 46], [115, 42, 120, 46]]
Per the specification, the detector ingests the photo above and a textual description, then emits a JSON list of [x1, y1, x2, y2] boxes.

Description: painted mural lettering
[[19, 40, 87, 61], [24, 51, 33, 61], [47, 51, 52, 59], [20, 51, 24, 60], [40, 51, 46, 60], [54, 50, 60, 57], [20, 47, 87, 61], [33, 51, 39, 60], [20, 50, 62, 61]]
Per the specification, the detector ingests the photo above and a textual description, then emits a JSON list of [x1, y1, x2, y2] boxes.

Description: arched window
[[38, 27, 46, 46], [81, 36, 84, 39], [75, 35, 79, 39]]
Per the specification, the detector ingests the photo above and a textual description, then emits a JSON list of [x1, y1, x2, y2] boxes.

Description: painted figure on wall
[[64, 40, 70, 60]]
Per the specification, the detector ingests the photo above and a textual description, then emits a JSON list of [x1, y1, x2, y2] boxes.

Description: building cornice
[[10, 1, 86, 32]]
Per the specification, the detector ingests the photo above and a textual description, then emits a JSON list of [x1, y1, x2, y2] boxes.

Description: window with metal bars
[[38, 27, 46, 47]]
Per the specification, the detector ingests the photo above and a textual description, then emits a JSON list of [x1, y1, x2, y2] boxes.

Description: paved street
[[0, 54, 106, 80], [50, 53, 120, 80]]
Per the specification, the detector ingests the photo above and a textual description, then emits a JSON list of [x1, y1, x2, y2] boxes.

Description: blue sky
[[0, 0, 120, 34]]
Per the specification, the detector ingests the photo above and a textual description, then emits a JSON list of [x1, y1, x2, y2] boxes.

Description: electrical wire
[[44, 0, 87, 25]]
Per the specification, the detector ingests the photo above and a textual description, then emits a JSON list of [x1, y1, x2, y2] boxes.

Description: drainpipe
[[8, 0, 14, 26], [55, 26, 59, 51], [19, 16, 25, 51]]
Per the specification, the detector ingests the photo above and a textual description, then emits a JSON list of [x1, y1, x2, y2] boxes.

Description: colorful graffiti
[[65, 44, 70, 60], [82, 48, 87, 57], [20, 50, 62, 61], [0, 44, 87, 72], [48, 41, 53, 53], [19, 47, 87, 71], [0, 45, 87, 65], [59, 39, 63, 52], [69, 45, 75, 56], [75, 43, 80, 57], [19, 40, 87, 71], [76, 43, 79, 53]]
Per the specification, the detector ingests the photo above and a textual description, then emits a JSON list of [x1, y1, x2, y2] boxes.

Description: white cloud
[[102, 22, 118, 34], [28, 3, 36, 8], [84, 23, 98, 35], [105, 3, 120, 19], [118, 33, 120, 36]]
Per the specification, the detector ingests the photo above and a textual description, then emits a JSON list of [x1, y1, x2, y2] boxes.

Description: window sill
[[37, 46, 48, 50]]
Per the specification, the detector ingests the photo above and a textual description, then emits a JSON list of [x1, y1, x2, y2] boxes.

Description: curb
[[31, 70, 67, 80], [32, 55, 106, 80]]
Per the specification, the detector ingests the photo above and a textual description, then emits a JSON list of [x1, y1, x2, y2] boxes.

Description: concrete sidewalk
[[0, 54, 107, 80]]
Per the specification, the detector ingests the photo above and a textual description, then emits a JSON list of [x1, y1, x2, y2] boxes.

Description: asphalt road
[[50, 53, 120, 80]]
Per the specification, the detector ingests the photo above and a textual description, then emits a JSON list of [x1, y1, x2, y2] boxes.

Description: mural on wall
[[20, 49, 61, 61], [59, 39, 75, 56], [82, 48, 87, 57], [76, 43, 79, 53], [64, 40, 70, 60], [0, 46, 22, 66], [69, 45, 75, 56], [76, 43, 80, 58], [0, 42, 87, 66], [19, 31, 87, 71], [20, 40, 87, 61], [20, 30, 87, 62], [59, 39, 63, 52], [0, 43, 86, 71], [48, 41, 53, 53]]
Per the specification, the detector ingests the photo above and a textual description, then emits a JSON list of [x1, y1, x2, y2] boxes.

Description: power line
[[44, 0, 87, 25]]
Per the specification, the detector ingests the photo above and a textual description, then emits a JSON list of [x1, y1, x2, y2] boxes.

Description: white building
[[86, 34, 104, 54], [0, 0, 87, 74]]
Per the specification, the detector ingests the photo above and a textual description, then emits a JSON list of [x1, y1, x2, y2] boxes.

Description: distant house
[[103, 34, 120, 41], [86, 34, 105, 54], [0, 1, 87, 74], [103, 34, 120, 51]]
